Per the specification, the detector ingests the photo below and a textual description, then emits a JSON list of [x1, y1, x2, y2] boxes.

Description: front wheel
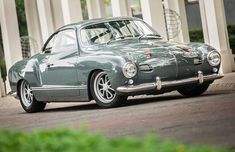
[[90, 71, 127, 108], [177, 83, 210, 97], [19, 80, 46, 113]]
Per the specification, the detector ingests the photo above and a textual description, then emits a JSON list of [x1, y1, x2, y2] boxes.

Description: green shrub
[[189, 28, 204, 43], [0, 59, 7, 82], [189, 25, 235, 54], [0, 128, 233, 152], [227, 24, 235, 34], [228, 35, 235, 54]]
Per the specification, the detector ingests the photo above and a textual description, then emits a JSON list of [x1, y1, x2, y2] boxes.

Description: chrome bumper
[[117, 71, 224, 93]]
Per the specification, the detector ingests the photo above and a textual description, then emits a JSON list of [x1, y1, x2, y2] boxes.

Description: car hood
[[104, 39, 212, 63]]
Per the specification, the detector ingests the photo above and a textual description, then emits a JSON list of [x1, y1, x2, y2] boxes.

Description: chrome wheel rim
[[94, 72, 116, 103], [20, 80, 33, 107]]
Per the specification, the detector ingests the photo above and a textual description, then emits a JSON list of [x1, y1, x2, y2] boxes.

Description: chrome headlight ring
[[122, 62, 137, 78], [207, 51, 221, 66]]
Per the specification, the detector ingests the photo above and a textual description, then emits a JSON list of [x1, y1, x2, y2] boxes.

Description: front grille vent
[[139, 64, 153, 72], [194, 57, 203, 65]]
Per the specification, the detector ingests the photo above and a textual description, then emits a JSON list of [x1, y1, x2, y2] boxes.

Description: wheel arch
[[16, 79, 24, 97]]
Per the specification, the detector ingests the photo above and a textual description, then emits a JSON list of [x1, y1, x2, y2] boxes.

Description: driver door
[[42, 29, 80, 101]]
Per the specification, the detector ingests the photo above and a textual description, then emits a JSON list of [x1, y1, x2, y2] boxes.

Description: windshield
[[80, 20, 161, 46]]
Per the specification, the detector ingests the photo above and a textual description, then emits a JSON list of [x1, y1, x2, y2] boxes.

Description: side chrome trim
[[117, 72, 224, 93], [31, 85, 87, 91]]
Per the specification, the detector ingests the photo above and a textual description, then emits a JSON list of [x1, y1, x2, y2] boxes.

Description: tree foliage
[[15, 0, 28, 36]]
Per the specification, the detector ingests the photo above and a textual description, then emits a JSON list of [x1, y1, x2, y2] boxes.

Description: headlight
[[207, 51, 221, 66], [122, 62, 137, 78]]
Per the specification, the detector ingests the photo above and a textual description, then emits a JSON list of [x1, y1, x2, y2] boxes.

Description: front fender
[[103, 58, 128, 90], [77, 55, 129, 90]]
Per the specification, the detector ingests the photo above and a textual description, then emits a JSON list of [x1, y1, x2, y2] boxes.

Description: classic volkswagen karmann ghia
[[8, 17, 223, 113]]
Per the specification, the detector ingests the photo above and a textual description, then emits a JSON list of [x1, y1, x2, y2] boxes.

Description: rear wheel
[[19, 80, 46, 113], [90, 71, 127, 108], [177, 83, 210, 97]]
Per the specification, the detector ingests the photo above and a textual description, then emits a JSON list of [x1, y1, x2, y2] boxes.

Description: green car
[[8, 17, 223, 113]]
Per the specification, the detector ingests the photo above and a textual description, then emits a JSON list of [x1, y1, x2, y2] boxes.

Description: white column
[[60, 0, 83, 25], [36, 0, 55, 43], [198, 0, 209, 44], [87, 0, 105, 19], [24, 0, 43, 54], [51, 0, 64, 29], [111, 0, 132, 17], [140, 0, 167, 39], [199, 0, 235, 73], [164, 0, 190, 43], [0, 0, 23, 93]]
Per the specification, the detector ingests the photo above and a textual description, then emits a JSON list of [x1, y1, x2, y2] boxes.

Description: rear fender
[[9, 59, 43, 93]]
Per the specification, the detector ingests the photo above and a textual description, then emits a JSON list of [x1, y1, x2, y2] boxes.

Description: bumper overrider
[[117, 71, 224, 93]]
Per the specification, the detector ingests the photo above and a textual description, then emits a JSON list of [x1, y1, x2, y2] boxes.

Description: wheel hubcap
[[94, 72, 116, 103], [21, 80, 33, 107]]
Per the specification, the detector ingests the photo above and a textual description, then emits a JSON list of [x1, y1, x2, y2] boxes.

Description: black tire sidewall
[[19, 80, 46, 113], [177, 83, 210, 97], [90, 71, 126, 108]]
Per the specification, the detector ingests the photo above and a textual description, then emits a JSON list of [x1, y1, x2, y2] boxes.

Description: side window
[[52, 29, 78, 53]]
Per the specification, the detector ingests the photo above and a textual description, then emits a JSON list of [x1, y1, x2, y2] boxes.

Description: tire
[[177, 83, 210, 97], [18, 80, 46, 113], [90, 71, 127, 108]]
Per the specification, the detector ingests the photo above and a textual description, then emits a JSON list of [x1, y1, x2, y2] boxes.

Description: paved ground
[[0, 73, 235, 148]]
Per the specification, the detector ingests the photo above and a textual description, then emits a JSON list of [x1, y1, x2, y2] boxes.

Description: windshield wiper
[[106, 37, 116, 45], [107, 35, 135, 45], [116, 35, 134, 39], [138, 34, 162, 41]]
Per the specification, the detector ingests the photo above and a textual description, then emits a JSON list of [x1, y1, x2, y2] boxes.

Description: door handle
[[47, 63, 54, 68]]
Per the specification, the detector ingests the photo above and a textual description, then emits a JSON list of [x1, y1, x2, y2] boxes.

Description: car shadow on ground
[[43, 91, 233, 113], [44, 94, 184, 112]]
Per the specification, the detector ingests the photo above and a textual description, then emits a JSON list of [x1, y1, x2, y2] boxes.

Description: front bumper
[[117, 71, 224, 93]]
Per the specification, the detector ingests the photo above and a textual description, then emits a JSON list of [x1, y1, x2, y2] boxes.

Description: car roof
[[58, 17, 142, 30]]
